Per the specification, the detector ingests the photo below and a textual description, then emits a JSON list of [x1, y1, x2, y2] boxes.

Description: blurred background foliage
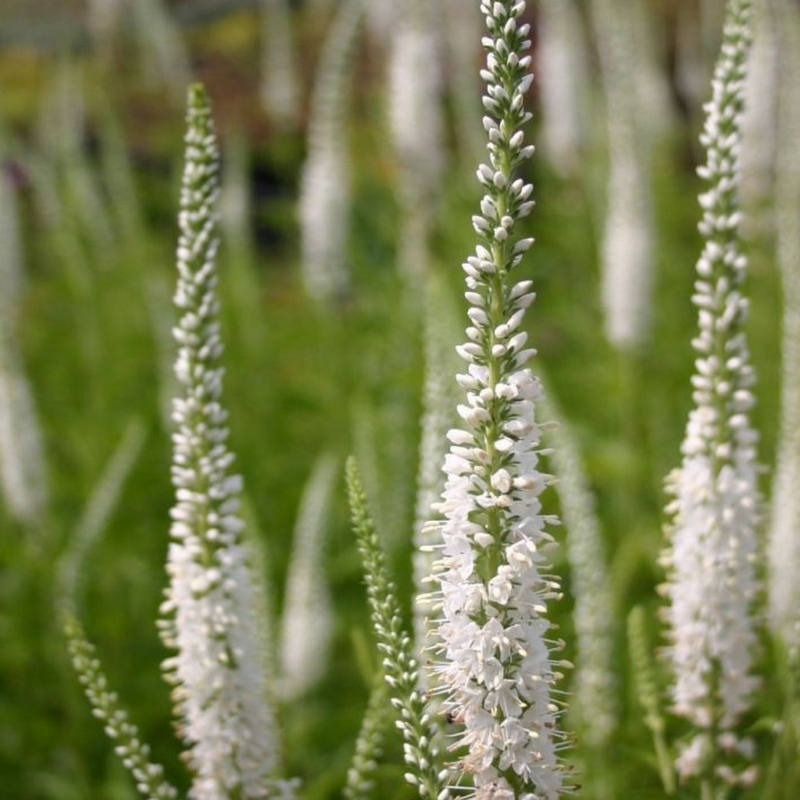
[[0, 1, 790, 799]]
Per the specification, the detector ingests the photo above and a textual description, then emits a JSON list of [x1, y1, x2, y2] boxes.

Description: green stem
[[653, 727, 676, 795]]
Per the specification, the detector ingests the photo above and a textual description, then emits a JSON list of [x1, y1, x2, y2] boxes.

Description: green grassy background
[[0, 4, 792, 799]]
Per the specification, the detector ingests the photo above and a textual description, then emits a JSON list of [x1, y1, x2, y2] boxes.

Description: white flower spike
[[660, 0, 760, 787], [160, 84, 292, 800], [426, 3, 568, 798]]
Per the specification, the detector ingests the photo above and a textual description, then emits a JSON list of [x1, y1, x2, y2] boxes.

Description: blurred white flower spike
[[160, 84, 294, 800], [767, 0, 800, 654], [0, 158, 49, 525], [659, 0, 761, 788], [389, 0, 446, 280], [260, 0, 301, 127], [590, 0, 656, 350], [537, 0, 588, 178], [298, 0, 364, 305], [425, 2, 568, 798], [540, 391, 616, 750], [279, 453, 337, 699]]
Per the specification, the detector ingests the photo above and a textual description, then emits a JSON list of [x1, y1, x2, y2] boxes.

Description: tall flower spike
[[426, 3, 568, 798], [160, 84, 292, 800], [659, 0, 760, 788]]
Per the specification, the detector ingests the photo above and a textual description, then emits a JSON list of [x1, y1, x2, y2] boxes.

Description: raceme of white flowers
[[767, 0, 800, 653], [67, 619, 180, 800], [298, 0, 364, 304], [0, 356, 48, 525], [159, 84, 292, 800], [659, 0, 760, 786], [425, 3, 567, 798]]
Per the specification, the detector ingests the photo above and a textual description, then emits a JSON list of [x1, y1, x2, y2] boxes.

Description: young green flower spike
[[343, 674, 390, 800], [346, 458, 446, 800], [66, 616, 179, 800], [659, 0, 760, 788], [425, 3, 568, 799], [160, 84, 292, 800]]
